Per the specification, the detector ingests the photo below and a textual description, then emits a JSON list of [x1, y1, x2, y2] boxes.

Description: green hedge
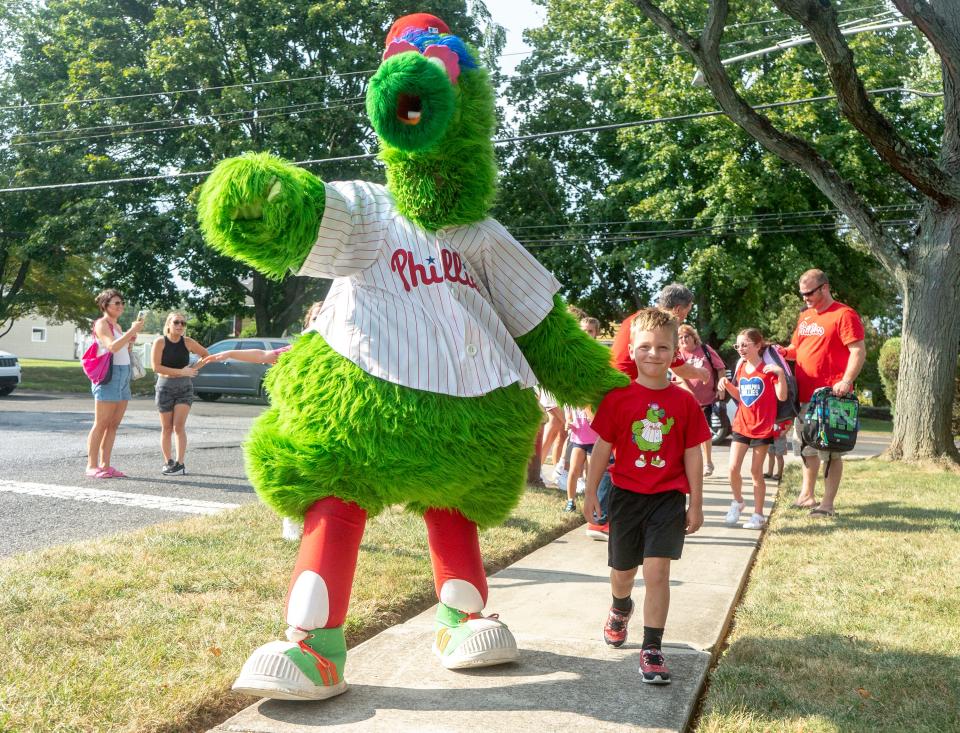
[[878, 337, 960, 435]]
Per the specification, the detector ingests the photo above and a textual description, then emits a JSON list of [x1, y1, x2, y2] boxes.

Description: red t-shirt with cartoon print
[[591, 381, 712, 495], [731, 361, 780, 439], [610, 312, 686, 379]]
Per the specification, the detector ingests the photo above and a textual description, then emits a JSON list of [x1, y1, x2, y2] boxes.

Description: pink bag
[[81, 322, 113, 385]]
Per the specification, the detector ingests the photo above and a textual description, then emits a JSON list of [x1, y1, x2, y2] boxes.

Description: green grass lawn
[[858, 416, 893, 433], [0, 486, 581, 733], [19, 358, 154, 395], [696, 461, 960, 733]]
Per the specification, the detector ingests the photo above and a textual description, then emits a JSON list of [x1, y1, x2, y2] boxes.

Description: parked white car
[[0, 350, 22, 396]]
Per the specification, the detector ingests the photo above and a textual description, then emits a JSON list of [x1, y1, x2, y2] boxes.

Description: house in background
[[0, 316, 80, 360]]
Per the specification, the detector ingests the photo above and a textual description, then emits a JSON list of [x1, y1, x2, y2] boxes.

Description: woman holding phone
[[151, 312, 209, 475], [86, 290, 144, 478]]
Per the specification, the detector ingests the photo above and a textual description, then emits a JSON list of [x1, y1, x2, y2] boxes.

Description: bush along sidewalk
[[696, 461, 960, 733], [0, 486, 581, 733]]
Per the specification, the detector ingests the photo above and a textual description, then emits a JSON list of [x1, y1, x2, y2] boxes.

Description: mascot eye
[[397, 93, 423, 124]]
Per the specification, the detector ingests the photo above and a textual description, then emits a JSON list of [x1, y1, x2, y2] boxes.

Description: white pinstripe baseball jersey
[[297, 180, 561, 397]]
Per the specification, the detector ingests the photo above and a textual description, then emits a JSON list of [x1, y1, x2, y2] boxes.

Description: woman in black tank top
[[150, 312, 210, 474]]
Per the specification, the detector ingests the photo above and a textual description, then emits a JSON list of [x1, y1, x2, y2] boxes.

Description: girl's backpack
[[734, 345, 799, 422]]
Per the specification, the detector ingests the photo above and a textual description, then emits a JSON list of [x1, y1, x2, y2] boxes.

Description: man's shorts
[[795, 402, 846, 460], [608, 487, 686, 570], [730, 431, 774, 447], [770, 431, 788, 456], [156, 378, 195, 413]]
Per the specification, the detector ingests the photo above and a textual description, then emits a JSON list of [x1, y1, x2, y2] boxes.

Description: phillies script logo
[[390, 248, 479, 293], [798, 321, 826, 337]]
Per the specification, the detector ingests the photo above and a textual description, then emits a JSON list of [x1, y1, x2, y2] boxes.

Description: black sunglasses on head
[[799, 283, 825, 298]]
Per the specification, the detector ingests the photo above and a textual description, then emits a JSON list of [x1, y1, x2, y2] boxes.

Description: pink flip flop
[[85, 467, 112, 479], [103, 466, 127, 478]]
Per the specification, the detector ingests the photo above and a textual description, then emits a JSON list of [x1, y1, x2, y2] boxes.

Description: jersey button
[[465, 344, 478, 356]]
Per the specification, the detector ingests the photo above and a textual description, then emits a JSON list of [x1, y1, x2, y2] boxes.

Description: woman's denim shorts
[[91, 364, 132, 402]]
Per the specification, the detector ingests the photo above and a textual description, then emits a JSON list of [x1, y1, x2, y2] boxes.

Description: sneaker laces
[[642, 648, 665, 665], [459, 611, 499, 624], [607, 608, 628, 631]]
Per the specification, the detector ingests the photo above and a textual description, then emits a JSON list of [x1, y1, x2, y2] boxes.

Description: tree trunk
[[887, 205, 960, 463], [251, 272, 272, 337]]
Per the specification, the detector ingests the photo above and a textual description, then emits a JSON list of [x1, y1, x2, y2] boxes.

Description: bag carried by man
[[81, 323, 113, 385], [801, 386, 860, 454]]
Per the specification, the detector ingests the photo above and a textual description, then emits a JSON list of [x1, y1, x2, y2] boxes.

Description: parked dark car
[[0, 349, 21, 396], [190, 337, 291, 401]]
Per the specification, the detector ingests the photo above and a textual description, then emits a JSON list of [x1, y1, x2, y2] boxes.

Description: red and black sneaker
[[602, 601, 633, 647], [639, 647, 671, 684]]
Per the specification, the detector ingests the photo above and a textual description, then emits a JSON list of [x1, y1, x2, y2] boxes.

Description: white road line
[[0, 479, 241, 515]]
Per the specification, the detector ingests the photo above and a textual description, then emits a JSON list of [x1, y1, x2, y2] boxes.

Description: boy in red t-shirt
[[719, 328, 788, 530], [583, 308, 711, 685]]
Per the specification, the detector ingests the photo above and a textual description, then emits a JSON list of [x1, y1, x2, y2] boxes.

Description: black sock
[[642, 626, 664, 650], [612, 594, 632, 613]]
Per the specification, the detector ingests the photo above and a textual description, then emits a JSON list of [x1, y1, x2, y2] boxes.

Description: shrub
[[878, 336, 960, 435]]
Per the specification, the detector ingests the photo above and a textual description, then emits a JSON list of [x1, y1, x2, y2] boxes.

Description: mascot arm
[[516, 294, 630, 408], [197, 152, 326, 279]]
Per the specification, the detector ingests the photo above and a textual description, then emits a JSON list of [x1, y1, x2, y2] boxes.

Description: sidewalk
[[212, 445, 774, 733]]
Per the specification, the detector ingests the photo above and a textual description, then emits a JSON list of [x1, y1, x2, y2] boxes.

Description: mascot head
[[366, 14, 497, 231]]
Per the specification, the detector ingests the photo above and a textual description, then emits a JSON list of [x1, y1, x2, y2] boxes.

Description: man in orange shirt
[[780, 269, 865, 517]]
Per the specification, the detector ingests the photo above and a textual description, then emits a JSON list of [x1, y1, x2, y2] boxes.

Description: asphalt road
[[0, 390, 267, 557]]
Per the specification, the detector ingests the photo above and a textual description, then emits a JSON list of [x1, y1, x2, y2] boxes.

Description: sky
[[482, 0, 546, 77]]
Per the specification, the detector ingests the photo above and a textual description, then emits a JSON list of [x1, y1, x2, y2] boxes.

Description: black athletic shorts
[[730, 431, 774, 447], [608, 487, 687, 570]]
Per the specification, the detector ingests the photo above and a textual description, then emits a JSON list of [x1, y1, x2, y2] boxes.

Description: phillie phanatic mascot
[[197, 13, 628, 701]]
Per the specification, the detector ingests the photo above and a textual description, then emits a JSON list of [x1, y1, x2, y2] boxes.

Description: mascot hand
[[197, 152, 326, 279]]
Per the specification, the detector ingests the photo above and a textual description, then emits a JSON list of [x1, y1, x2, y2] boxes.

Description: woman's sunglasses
[[172, 320, 187, 326]]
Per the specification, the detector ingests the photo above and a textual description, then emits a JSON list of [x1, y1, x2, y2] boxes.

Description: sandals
[[790, 499, 819, 509], [809, 507, 837, 518]]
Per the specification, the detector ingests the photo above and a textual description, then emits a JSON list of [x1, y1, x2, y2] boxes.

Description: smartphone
[[136, 309, 147, 321]]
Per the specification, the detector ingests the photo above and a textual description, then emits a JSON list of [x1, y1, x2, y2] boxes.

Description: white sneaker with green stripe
[[232, 626, 347, 700], [433, 602, 519, 669]]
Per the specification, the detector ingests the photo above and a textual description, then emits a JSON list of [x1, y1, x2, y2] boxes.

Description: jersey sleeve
[[684, 391, 713, 448], [296, 181, 387, 279], [610, 314, 638, 378], [838, 307, 865, 345], [459, 220, 561, 338]]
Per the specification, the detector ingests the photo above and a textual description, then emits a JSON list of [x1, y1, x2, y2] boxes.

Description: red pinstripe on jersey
[[298, 181, 560, 397]]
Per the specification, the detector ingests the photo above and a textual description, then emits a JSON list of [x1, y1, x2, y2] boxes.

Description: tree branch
[[892, 0, 960, 84], [774, 0, 960, 204], [630, 0, 907, 275]]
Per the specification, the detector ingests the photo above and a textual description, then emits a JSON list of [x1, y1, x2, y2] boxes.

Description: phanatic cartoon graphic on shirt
[[195, 13, 628, 702], [632, 403, 674, 468]]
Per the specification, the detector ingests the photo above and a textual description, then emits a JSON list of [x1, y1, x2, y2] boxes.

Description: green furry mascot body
[[197, 13, 627, 702]]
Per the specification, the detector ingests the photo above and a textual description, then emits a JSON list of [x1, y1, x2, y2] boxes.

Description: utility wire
[[0, 2, 893, 113], [520, 218, 918, 248], [0, 87, 941, 194]]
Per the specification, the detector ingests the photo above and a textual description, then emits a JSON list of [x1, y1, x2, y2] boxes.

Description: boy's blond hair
[[630, 308, 679, 346]]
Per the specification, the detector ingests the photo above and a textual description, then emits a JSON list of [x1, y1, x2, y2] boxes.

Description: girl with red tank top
[[718, 329, 788, 531]]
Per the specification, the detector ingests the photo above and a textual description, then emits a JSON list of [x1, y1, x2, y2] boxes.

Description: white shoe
[[743, 513, 766, 530], [576, 478, 585, 495], [703, 463, 714, 477], [281, 517, 303, 541], [232, 640, 347, 701], [724, 500, 745, 526], [554, 467, 569, 492]]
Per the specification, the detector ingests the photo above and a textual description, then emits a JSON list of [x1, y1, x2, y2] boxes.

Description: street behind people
[[151, 312, 209, 475], [779, 269, 865, 516], [583, 308, 710, 685], [86, 290, 144, 479], [719, 328, 788, 530]]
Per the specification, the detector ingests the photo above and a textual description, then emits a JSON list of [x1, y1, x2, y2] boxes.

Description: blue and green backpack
[[801, 387, 860, 454]]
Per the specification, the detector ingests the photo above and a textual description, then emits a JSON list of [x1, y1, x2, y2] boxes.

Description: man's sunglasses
[[799, 283, 825, 298]]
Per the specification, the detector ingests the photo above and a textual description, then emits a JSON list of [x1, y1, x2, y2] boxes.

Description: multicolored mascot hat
[[382, 13, 477, 85]]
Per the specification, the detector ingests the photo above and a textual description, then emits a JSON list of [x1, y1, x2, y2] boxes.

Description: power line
[[0, 87, 941, 194], [0, 2, 893, 114], [519, 218, 918, 248]]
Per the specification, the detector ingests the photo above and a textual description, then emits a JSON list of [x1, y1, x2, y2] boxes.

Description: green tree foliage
[[2, 0, 502, 335], [494, 0, 908, 344]]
